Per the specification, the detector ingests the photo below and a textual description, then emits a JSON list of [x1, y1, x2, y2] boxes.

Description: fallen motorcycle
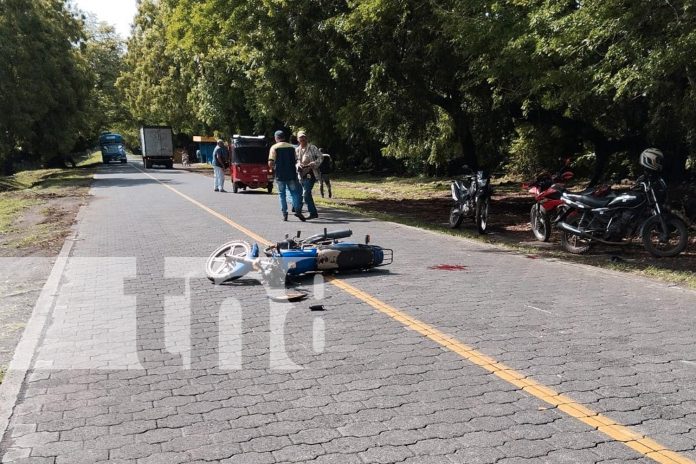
[[205, 229, 393, 285], [449, 168, 492, 234], [556, 148, 689, 257]]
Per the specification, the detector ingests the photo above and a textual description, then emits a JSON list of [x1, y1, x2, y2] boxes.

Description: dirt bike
[[449, 169, 492, 234], [556, 173, 689, 257], [205, 229, 393, 285]]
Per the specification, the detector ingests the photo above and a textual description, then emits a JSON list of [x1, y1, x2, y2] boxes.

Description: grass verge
[[0, 196, 39, 234], [0, 151, 99, 253]]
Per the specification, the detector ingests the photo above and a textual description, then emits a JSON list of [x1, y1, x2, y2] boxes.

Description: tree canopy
[[115, 0, 696, 178], [0, 0, 128, 173], [3, 0, 696, 179]]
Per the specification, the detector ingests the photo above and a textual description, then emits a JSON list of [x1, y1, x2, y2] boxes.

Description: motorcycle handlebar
[[303, 229, 353, 243]]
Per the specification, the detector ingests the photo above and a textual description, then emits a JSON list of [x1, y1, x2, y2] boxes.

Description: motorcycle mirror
[[285, 234, 289, 239], [324, 228, 328, 237], [296, 230, 301, 238], [365, 234, 370, 244]]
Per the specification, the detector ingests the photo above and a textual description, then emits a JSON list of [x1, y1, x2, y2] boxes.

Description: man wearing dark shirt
[[268, 130, 305, 221], [212, 139, 228, 192]]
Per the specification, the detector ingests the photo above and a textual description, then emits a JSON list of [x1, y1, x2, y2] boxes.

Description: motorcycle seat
[[563, 192, 614, 208]]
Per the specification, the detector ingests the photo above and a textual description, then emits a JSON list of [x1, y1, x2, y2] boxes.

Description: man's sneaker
[[307, 213, 319, 220], [214, 189, 219, 192], [294, 213, 307, 222], [219, 189, 226, 192], [283, 212, 288, 221]]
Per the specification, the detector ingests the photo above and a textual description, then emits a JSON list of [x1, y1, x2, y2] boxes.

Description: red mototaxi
[[229, 135, 274, 194]]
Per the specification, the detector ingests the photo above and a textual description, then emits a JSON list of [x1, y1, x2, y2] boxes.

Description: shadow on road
[[91, 177, 178, 188]]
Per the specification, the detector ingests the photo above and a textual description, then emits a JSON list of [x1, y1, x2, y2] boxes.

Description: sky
[[72, 0, 138, 39]]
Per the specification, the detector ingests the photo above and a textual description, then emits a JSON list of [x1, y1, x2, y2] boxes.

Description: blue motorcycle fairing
[[278, 248, 318, 275], [273, 244, 386, 275]]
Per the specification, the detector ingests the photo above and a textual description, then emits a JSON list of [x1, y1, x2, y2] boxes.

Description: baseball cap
[[297, 130, 307, 138], [274, 130, 285, 138]]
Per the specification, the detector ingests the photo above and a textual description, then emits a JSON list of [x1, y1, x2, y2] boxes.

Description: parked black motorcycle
[[449, 169, 492, 234], [556, 148, 689, 258]]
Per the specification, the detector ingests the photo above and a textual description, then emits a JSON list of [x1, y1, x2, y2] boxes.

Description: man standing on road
[[212, 139, 228, 192], [269, 130, 305, 222], [295, 130, 321, 219]]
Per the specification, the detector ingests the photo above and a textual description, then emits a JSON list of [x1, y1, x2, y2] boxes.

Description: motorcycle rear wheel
[[205, 241, 251, 283], [530, 203, 551, 242], [641, 215, 688, 258], [449, 206, 464, 229], [560, 214, 592, 254], [475, 197, 490, 234]]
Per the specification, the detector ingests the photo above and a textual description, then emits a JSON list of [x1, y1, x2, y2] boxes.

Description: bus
[[99, 132, 127, 164]]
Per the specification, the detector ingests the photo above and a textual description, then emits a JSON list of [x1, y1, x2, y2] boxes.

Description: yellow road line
[[328, 278, 693, 464], [134, 163, 693, 464], [131, 164, 271, 246]]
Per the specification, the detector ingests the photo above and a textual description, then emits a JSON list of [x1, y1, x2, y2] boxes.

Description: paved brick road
[[1, 160, 695, 463]]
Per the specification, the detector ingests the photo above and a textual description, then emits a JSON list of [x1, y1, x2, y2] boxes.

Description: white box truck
[[140, 126, 174, 169]]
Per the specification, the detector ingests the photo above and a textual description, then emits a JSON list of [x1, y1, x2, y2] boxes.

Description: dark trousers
[[319, 174, 331, 198]]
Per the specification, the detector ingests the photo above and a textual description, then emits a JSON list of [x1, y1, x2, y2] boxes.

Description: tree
[[497, 0, 696, 180], [329, 0, 520, 171], [115, 0, 696, 179], [117, 0, 193, 131], [81, 19, 129, 145], [0, 0, 92, 173]]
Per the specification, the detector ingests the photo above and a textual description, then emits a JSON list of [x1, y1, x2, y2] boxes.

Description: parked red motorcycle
[[523, 162, 609, 242]]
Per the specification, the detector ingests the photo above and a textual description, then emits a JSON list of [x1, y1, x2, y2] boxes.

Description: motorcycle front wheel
[[560, 214, 592, 254], [475, 197, 490, 234], [641, 215, 689, 258], [530, 203, 551, 242], [205, 241, 252, 283], [449, 206, 464, 229]]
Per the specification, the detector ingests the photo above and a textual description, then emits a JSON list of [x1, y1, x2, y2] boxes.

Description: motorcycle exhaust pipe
[[556, 221, 597, 242], [556, 221, 583, 235], [556, 222, 628, 246]]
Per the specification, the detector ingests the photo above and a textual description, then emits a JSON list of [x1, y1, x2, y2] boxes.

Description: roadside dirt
[[0, 168, 93, 380], [329, 185, 696, 278], [0, 193, 87, 257]]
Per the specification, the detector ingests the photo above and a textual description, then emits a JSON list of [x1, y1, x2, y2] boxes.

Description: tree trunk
[[589, 140, 611, 187], [427, 92, 478, 172], [670, 146, 688, 182], [452, 110, 478, 171], [589, 135, 646, 186]]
